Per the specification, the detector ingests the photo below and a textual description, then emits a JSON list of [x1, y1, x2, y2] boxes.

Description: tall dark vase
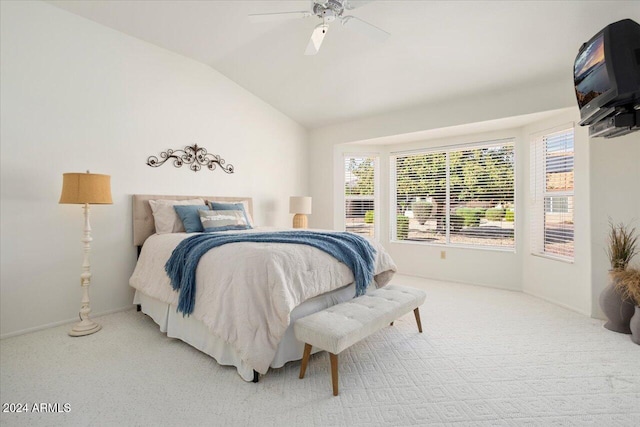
[[630, 306, 640, 345], [599, 281, 634, 334]]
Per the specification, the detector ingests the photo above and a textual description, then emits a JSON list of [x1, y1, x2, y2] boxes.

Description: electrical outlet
[[440, 251, 446, 259]]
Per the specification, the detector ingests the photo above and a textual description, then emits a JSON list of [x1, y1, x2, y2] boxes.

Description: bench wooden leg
[[330, 353, 339, 396], [299, 343, 312, 379], [414, 308, 423, 333]]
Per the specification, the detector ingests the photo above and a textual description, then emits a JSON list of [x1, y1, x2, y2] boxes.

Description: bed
[[129, 194, 397, 381]]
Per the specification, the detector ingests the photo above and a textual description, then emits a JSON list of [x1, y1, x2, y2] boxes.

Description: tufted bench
[[294, 284, 426, 396]]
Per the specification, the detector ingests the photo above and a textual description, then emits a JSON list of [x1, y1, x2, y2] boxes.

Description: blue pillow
[[174, 205, 209, 233], [208, 202, 252, 229]]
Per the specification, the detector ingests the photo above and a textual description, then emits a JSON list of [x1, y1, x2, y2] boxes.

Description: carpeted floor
[[1, 275, 639, 426]]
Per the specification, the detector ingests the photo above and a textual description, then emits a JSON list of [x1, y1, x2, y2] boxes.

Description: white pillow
[[149, 198, 205, 234]]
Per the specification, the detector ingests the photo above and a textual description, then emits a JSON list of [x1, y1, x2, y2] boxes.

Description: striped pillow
[[208, 201, 253, 227], [199, 209, 251, 232]]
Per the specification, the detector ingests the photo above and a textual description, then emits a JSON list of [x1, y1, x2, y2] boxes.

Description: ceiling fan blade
[[304, 24, 329, 55], [341, 15, 389, 42], [248, 11, 311, 23], [344, 0, 375, 10]]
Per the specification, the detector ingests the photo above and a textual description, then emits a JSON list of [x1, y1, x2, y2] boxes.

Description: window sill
[[530, 252, 574, 264], [389, 239, 516, 253]]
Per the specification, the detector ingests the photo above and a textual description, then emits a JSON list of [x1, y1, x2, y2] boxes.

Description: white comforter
[[129, 227, 397, 373]]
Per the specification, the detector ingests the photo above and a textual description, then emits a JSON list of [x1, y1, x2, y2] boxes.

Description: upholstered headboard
[[132, 194, 254, 247]]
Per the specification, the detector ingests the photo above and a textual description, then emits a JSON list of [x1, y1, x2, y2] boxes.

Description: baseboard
[[0, 306, 134, 340], [394, 272, 522, 293], [394, 273, 592, 317], [522, 289, 591, 317]]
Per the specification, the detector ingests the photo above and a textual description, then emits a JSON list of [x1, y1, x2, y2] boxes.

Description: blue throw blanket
[[165, 231, 377, 315]]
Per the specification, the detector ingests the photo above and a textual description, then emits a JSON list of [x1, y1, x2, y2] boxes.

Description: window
[[344, 155, 377, 238], [392, 141, 515, 249], [530, 128, 574, 260]]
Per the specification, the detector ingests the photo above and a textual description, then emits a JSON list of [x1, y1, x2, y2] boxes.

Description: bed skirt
[[133, 283, 356, 381]]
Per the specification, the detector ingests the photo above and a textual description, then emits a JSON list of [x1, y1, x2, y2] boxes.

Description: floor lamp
[[59, 171, 112, 337]]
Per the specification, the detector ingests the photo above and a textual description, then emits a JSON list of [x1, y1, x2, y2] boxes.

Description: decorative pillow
[[208, 201, 253, 227], [199, 209, 251, 232], [148, 198, 205, 234], [174, 205, 210, 233]]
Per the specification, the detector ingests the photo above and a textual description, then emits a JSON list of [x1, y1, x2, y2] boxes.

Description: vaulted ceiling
[[48, 1, 640, 129]]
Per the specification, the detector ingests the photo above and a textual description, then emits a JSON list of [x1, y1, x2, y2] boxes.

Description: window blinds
[[393, 142, 515, 248], [344, 156, 376, 238], [395, 152, 447, 242], [530, 128, 575, 260]]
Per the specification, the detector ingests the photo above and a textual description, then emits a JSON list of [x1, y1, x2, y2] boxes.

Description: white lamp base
[[69, 318, 101, 337], [69, 203, 101, 338]]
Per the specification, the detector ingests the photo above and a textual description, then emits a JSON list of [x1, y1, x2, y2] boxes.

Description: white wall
[[0, 1, 308, 337], [589, 132, 640, 318], [521, 110, 592, 315]]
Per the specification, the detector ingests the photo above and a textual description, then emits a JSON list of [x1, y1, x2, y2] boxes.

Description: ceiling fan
[[249, 0, 390, 55]]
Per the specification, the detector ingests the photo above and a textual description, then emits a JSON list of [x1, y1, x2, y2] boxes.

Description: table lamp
[[290, 196, 312, 229]]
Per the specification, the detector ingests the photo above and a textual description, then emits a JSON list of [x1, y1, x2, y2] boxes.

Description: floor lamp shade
[[59, 171, 112, 337], [59, 173, 112, 205], [290, 196, 312, 229]]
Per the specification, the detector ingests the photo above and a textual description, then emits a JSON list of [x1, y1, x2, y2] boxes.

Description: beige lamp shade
[[59, 172, 113, 205], [290, 196, 312, 215]]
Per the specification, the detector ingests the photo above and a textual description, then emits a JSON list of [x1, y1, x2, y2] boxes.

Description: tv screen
[[574, 34, 611, 109]]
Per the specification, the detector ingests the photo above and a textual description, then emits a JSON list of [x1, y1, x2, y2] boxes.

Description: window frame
[[390, 139, 516, 251], [530, 125, 575, 263], [341, 153, 380, 240]]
